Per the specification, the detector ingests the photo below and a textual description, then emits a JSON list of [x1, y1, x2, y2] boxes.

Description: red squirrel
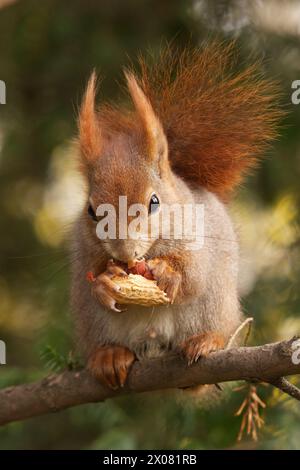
[[70, 43, 281, 390]]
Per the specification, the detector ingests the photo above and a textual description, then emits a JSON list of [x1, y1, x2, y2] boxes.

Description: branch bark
[[268, 376, 300, 400], [0, 338, 300, 426]]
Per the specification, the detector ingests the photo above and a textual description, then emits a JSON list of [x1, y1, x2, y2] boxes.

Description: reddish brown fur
[[181, 332, 226, 365], [78, 71, 102, 163], [73, 43, 282, 390], [79, 42, 282, 198], [88, 345, 135, 389], [136, 42, 283, 198]]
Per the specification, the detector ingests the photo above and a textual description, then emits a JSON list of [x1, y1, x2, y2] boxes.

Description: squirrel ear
[[125, 71, 168, 163], [78, 71, 102, 163]]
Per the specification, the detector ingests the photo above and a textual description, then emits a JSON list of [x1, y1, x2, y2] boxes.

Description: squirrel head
[[77, 72, 176, 263], [77, 44, 283, 261]]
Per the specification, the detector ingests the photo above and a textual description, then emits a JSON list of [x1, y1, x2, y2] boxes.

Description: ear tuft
[[125, 71, 167, 162], [78, 71, 102, 163]]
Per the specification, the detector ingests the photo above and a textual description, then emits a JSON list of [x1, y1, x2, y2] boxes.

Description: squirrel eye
[[149, 194, 160, 215], [87, 204, 97, 222]]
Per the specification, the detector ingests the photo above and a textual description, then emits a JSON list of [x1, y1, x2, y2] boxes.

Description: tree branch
[[268, 377, 300, 401], [0, 338, 300, 426]]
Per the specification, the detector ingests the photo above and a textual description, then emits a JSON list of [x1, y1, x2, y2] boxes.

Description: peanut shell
[[111, 274, 170, 307]]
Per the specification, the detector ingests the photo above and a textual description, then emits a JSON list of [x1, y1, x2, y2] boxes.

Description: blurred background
[[0, 0, 300, 450]]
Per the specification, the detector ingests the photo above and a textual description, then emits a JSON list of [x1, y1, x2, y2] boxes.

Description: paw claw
[[147, 259, 181, 303], [181, 332, 225, 366], [88, 346, 136, 389], [91, 266, 125, 311]]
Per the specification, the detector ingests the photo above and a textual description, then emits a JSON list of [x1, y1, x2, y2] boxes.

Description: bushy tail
[[136, 42, 283, 198]]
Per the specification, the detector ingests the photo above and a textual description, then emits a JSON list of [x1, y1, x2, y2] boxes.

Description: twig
[[235, 384, 266, 441], [0, 338, 299, 426], [268, 377, 300, 401], [226, 317, 254, 349]]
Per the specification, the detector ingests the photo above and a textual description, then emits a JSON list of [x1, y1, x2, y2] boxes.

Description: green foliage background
[[0, 0, 299, 449]]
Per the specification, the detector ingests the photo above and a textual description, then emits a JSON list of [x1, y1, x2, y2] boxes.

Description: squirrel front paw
[[87, 345, 136, 389], [180, 332, 225, 366], [147, 258, 181, 303], [90, 259, 128, 312]]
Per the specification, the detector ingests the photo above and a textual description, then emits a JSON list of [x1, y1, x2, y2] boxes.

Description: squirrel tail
[[134, 42, 283, 199]]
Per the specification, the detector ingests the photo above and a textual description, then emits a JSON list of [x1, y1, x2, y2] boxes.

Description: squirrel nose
[[108, 241, 140, 263]]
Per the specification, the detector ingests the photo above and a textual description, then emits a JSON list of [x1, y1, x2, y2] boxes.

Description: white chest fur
[[100, 305, 176, 359]]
